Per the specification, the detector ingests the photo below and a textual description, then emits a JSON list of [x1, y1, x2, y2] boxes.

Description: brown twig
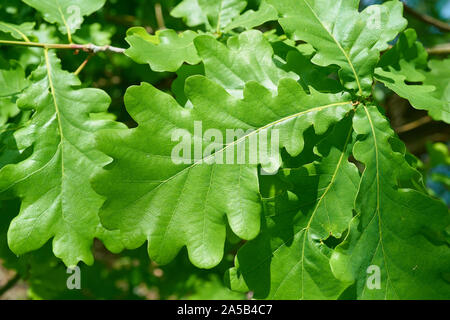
[[427, 43, 450, 55], [104, 13, 137, 27], [395, 116, 433, 134], [0, 40, 126, 54], [403, 2, 450, 32], [0, 273, 20, 297], [155, 3, 166, 30]]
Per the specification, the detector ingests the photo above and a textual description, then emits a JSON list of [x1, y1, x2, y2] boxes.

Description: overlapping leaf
[[0, 21, 35, 41], [224, 1, 278, 32], [171, 0, 247, 32], [0, 51, 125, 266], [21, 0, 106, 39], [331, 105, 450, 299], [194, 30, 298, 97], [227, 117, 360, 299], [375, 29, 450, 123], [0, 60, 29, 124], [125, 28, 201, 73], [283, 47, 343, 94], [92, 76, 353, 269], [267, 0, 407, 96]]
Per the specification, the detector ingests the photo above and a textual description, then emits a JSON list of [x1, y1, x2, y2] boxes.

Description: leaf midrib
[[362, 105, 397, 299], [111, 100, 352, 218], [270, 123, 353, 299], [56, 0, 72, 43], [148, 100, 352, 197], [44, 48, 66, 211]]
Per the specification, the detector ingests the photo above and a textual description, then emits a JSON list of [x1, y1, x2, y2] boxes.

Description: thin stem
[[396, 116, 433, 134], [155, 3, 166, 30], [403, 2, 450, 32], [74, 53, 94, 75], [0, 40, 126, 54]]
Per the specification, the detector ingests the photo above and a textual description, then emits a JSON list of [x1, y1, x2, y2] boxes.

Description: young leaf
[[92, 76, 353, 269], [331, 105, 450, 299], [0, 60, 29, 98], [0, 60, 30, 124], [267, 0, 407, 96], [224, 1, 278, 32], [171, 0, 247, 32], [375, 29, 450, 123], [194, 30, 298, 97], [172, 63, 205, 106], [227, 117, 360, 299], [0, 51, 125, 267], [423, 59, 450, 104], [0, 21, 35, 41], [21, 0, 106, 40], [125, 28, 201, 73], [283, 49, 343, 94]]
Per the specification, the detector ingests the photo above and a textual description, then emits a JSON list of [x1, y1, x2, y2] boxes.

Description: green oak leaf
[[227, 116, 360, 299], [0, 51, 125, 267], [375, 29, 450, 123], [194, 30, 299, 97], [267, 0, 407, 96], [424, 59, 450, 104], [283, 49, 343, 94], [224, 1, 278, 32], [92, 76, 353, 269], [21, 0, 106, 40], [0, 121, 31, 172], [0, 60, 29, 97], [72, 22, 113, 46], [0, 21, 35, 41], [0, 60, 30, 125], [331, 105, 450, 299], [125, 27, 201, 73], [171, 63, 205, 106], [427, 142, 450, 168], [171, 0, 247, 32], [170, 0, 206, 28]]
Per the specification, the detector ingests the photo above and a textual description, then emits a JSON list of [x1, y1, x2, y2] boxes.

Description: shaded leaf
[[227, 117, 359, 299], [0, 60, 29, 125]]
